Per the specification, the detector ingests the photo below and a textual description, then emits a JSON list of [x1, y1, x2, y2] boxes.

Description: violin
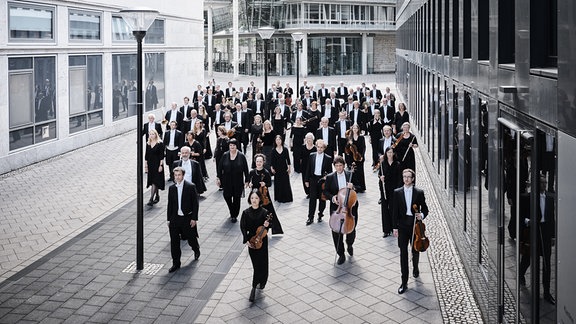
[[249, 213, 273, 250], [329, 169, 357, 234], [412, 204, 430, 252], [259, 172, 270, 205]]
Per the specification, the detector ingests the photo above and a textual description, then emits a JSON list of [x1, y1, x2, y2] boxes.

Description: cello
[[329, 169, 357, 235], [411, 204, 430, 252]]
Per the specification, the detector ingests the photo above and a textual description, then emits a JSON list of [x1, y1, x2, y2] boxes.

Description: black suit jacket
[[323, 170, 356, 213], [304, 152, 333, 183], [321, 105, 339, 126], [225, 87, 236, 99], [334, 119, 352, 140], [165, 110, 185, 131], [315, 127, 337, 154], [392, 186, 429, 229], [163, 129, 184, 149], [167, 180, 199, 221], [349, 109, 368, 131], [142, 122, 164, 142], [232, 111, 249, 131], [172, 159, 206, 194]]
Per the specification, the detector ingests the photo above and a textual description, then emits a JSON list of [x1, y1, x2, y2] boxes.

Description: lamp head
[[291, 32, 304, 42], [258, 26, 275, 40], [119, 7, 159, 32]]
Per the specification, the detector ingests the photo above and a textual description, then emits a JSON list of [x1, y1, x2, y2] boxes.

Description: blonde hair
[[147, 129, 162, 145]]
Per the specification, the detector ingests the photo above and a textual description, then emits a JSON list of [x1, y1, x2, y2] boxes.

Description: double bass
[[329, 169, 357, 234], [412, 204, 430, 252]]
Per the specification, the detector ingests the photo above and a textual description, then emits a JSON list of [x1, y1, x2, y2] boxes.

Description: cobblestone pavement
[[0, 73, 483, 323]]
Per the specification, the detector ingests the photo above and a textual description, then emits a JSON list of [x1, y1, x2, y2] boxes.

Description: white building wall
[[0, 0, 204, 174]]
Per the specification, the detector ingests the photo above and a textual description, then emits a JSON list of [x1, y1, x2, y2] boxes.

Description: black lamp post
[[291, 32, 304, 98], [258, 26, 275, 110], [119, 7, 159, 271]]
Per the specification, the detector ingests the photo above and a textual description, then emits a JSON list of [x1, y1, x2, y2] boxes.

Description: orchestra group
[[145, 79, 429, 300]]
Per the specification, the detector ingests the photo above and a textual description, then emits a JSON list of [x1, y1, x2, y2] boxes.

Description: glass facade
[[9, 3, 54, 40], [69, 55, 103, 134], [9, 57, 57, 150], [69, 10, 101, 40]]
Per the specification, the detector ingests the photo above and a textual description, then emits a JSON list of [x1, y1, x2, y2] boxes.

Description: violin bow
[[401, 135, 416, 162]]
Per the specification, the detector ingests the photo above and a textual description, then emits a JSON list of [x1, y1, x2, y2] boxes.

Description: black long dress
[[261, 131, 275, 173], [394, 111, 410, 135], [395, 133, 418, 172], [248, 169, 284, 234], [213, 136, 229, 171], [194, 129, 209, 178], [300, 144, 317, 195], [290, 126, 307, 173], [378, 159, 402, 234], [145, 142, 165, 190], [218, 151, 249, 218], [344, 135, 366, 192], [270, 146, 293, 203], [272, 117, 286, 140], [240, 206, 270, 289], [250, 123, 264, 168]]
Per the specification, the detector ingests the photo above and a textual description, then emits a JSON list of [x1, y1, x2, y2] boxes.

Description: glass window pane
[[69, 115, 86, 134], [9, 4, 54, 39], [34, 122, 57, 144], [144, 19, 164, 44], [9, 57, 33, 70], [112, 16, 134, 41], [34, 57, 56, 123], [144, 53, 165, 111], [112, 54, 137, 119], [69, 10, 101, 40], [69, 68, 87, 115], [9, 73, 34, 128], [87, 111, 103, 129], [10, 127, 34, 151]]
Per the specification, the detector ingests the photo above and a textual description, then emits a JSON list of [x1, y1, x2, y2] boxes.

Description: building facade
[[205, 0, 397, 78], [396, 0, 575, 323], [0, 0, 204, 174]]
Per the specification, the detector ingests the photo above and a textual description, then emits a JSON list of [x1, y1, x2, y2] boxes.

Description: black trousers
[[248, 239, 269, 288], [331, 203, 358, 256], [519, 223, 553, 295], [169, 215, 199, 266], [379, 181, 393, 233], [224, 194, 242, 219], [397, 217, 419, 284], [308, 176, 326, 219], [165, 149, 179, 180]]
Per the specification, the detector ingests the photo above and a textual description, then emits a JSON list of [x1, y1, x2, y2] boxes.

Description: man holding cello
[[323, 156, 359, 265], [393, 169, 429, 294]]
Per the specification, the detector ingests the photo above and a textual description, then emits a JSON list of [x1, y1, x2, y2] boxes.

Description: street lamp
[[291, 32, 304, 99], [119, 7, 159, 271], [258, 26, 275, 112]]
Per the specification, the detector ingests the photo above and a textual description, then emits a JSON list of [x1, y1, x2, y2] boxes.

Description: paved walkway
[[0, 73, 483, 323]]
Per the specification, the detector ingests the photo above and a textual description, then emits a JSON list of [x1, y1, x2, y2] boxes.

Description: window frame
[[8, 2, 55, 42], [68, 9, 102, 42]]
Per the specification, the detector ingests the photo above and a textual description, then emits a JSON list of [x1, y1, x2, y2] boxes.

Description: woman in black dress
[[394, 122, 418, 173], [193, 120, 209, 180], [378, 146, 402, 237], [300, 132, 316, 196], [270, 135, 293, 203], [344, 123, 367, 192], [145, 129, 165, 206], [213, 126, 229, 190], [261, 120, 275, 173], [183, 131, 203, 171], [289, 117, 308, 173], [272, 106, 287, 141], [250, 115, 264, 168], [240, 190, 271, 302], [393, 102, 410, 135], [305, 101, 322, 134], [217, 139, 250, 222], [249, 154, 283, 235]]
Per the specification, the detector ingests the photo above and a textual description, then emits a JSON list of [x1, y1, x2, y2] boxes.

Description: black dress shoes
[[249, 287, 256, 302], [231, 217, 237, 223], [413, 268, 420, 278], [146, 199, 154, 206], [258, 283, 266, 290], [337, 255, 346, 265], [306, 218, 313, 226], [383, 232, 391, 238], [317, 215, 323, 222], [168, 265, 180, 273], [544, 294, 556, 305], [398, 283, 408, 294], [347, 245, 354, 256], [194, 251, 201, 260], [153, 195, 160, 204]]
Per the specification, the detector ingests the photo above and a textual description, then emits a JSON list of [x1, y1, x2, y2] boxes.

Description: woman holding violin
[[378, 146, 402, 238], [240, 190, 271, 302], [394, 122, 418, 173], [344, 123, 367, 192], [323, 156, 360, 265], [249, 154, 284, 235], [392, 168, 429, 294]]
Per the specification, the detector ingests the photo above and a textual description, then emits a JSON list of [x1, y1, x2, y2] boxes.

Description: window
[[9, 57, 57, 150], [69, 55, 103, 134], [112, 16, 134, 41], [452, 0, 459, 57], [530, 0, 557, 67], [478, 0, 489, 60], [145, 19, 165, 44], [463, 0, 471, 58], [9, 3, 54, 40], [498, 0, 515, 64], [69, 10, 101, 40]]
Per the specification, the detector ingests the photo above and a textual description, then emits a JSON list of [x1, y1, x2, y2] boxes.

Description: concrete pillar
[[362, 33, 368, 75], [207, 7, 213, 77], [233, 0, 239, 80], [301, 33, 308, 78]]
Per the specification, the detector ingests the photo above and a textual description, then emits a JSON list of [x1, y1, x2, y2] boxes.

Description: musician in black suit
[[315, 117, 337, 158], [172, 146, 207, 194], [317, 83, 330, 104], [164, 121, 184, 181], [290, 102, 311, 124], [336, 81, 348, 100], [212, 104, 225, 129], [349, 100, 367, 133], [143, 113, 164, 142], [250, 94, 267, 120], [232, 103, 249, 152], [366, 110, 385, 167], [192, 85, 204, 103], [334, 112, 351, 156], [370, 84, 383, 102], [323, 156, 359, 265], [214, 84, 224, 105], [321, 98, 339, 126], [328, 92, 341, 112], [381, 98, 395, 127], [393, 169, 429, 294], [165, 102, 184, 132], [519, 175, 556, 305], [304, 139, 333, 226], [167, 167, 200, 273], [225, 82, 236, 100]]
